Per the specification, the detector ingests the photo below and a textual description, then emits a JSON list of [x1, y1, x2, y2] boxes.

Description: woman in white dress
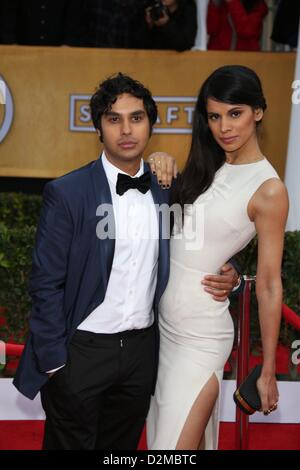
[[147, 65, 289, 450]]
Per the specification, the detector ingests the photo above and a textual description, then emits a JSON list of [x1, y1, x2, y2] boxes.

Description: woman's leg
[[175, 373, 219, 450]]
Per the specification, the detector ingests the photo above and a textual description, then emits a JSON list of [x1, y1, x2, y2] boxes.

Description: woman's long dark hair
[[173, 65, 267, 210]]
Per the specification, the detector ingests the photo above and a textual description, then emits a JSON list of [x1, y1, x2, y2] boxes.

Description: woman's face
[[206, 98, 263, 153]]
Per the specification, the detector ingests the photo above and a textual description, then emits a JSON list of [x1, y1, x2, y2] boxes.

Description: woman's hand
[[256, 372, 279, 415], [148, 152, 178, 189]]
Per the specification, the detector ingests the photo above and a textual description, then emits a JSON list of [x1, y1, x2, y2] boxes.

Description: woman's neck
[[225, 138, 264, 165], [226, 153, 264, 165]]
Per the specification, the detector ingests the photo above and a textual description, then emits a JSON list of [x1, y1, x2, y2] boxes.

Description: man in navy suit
[[13, 73, 240, 450]]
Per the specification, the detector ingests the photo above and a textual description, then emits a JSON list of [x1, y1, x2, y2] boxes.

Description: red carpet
[[0, 421, 299, 450]]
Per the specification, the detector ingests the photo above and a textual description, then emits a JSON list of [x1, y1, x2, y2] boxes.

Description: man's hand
[[148, 152, 178, 188], [201, 263, 239, 301]]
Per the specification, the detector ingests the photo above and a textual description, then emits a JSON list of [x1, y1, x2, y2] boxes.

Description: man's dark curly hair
[[90, 73, 158, 138]]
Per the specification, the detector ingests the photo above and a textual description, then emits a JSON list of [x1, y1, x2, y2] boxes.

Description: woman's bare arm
[[249, 178, 289, 413]]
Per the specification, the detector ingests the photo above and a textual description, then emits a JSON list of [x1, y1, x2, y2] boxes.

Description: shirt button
[[132, 261, 136, 267], [129, 290, 133, 295], [40, 35, 45, 40]]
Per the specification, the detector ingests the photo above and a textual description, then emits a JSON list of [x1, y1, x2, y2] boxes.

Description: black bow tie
[[116, 171, 151, 196]]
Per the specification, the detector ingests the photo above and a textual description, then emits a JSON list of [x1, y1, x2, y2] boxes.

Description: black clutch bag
[[233, 364, 262, 415]]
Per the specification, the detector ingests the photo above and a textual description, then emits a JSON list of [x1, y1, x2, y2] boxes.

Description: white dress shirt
[[77, 152, 159, 333]]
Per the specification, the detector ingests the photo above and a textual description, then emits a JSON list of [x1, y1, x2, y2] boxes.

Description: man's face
[[100, 93, 151, 166]]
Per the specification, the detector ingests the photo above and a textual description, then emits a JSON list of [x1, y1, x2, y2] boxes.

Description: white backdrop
[[1, 379, 299, 423], [285, 22, 300, 230]]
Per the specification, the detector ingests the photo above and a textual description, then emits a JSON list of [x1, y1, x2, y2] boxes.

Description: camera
[[145, 0, 166, 22]]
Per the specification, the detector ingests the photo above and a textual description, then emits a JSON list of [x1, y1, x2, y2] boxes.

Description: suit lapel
[[91, 156, 116, 293]]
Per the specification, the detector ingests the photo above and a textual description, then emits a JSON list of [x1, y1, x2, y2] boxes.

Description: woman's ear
[[254, 108, 264, 123]]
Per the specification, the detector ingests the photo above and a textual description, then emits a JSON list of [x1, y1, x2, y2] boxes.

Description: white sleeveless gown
[[147, 158, 279, 450]]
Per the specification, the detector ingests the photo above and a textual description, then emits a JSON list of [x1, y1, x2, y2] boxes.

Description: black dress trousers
[[40, 325, 156, 450]]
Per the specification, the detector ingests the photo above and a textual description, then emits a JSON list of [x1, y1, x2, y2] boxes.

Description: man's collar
[[101, 152, 144, 185]]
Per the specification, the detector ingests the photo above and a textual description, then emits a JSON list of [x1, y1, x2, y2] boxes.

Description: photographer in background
[[145, 0, 197, 51], [271, 0, 300, 51]]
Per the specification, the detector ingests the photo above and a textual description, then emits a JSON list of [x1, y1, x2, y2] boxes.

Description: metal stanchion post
[[235, 275, 256, 450]]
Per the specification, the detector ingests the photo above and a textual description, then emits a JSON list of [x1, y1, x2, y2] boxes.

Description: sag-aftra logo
[[0, 76, 14, 143], [69, 94, 197, 134]]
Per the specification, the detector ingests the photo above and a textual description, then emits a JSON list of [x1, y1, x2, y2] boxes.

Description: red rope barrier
[[235, 290, 300, 450], [5, 343, 24, 357], [282, 303, 300, 331]]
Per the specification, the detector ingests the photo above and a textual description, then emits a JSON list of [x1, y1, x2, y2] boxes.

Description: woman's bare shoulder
[[256, 178, 287, 199], [249, 178, 288, 221]]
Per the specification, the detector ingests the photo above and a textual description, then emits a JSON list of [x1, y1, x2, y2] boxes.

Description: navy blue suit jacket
[[13, 156, 171, 400]]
